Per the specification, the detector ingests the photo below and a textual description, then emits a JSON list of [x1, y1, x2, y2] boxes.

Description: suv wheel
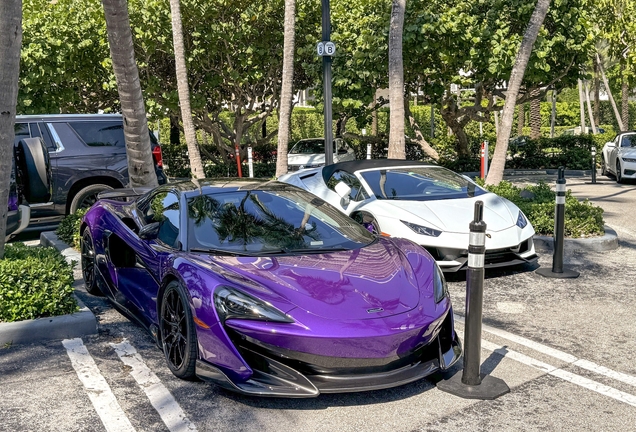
[[70, 184, 114, 213]]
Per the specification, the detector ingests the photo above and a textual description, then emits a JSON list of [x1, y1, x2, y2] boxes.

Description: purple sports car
[[80, 179, 461, 397]]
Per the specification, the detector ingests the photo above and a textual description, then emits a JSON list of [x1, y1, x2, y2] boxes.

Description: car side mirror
[[139, 221, 160, 240], [334, 181, 352, 207], [606, 142, 615, 148]]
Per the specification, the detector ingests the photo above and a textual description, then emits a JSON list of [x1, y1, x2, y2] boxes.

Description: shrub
[[478, 180, 605, 238], [56, 208, 88, 249], [0, 243, 77, 323]]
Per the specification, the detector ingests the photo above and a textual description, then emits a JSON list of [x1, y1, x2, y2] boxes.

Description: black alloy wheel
[[81, 230, 103, 296], [160, 281, 198, 380], [70, 184, 114, 213], [616, 160, 623, 184]]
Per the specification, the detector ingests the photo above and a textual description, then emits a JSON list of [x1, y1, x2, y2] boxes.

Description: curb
[[533, 225, 619, 253], [0, 232, 98, 346]]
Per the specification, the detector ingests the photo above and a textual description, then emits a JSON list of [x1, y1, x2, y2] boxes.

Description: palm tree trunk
[[169, 0, 205, 179], [388, 0, 406, 160], [578, 79, 586, 132], [584, 81, 597, 134], [276, 0, 296, 178], [0, 0, 22, 258], [621, 60, 629, 130], [102, 0, 158, 188], [597, 52, 625, 131], [517, 103, 525, 136], [529, 88, 541, 139], [486, 0, 551, 185], [593, 58, 600, 126]]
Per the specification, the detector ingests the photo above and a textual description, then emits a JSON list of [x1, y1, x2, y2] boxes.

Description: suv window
[[327, 170, 369, 201], [69, 121, 125, 147]]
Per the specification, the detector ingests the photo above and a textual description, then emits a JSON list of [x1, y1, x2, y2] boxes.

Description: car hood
[[200, 239, 424, 321], [381, 193, 516, 233], [620, 147, 636, 157]]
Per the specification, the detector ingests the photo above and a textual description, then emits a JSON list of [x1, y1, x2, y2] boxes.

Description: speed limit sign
[[316, 41, 336, 57]]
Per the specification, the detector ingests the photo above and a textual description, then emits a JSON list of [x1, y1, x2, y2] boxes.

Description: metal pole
[[322, 0, 333, 166], [591, 146, 597, 184], [536, 167, 580, 278], [247, 146, 254, 178]]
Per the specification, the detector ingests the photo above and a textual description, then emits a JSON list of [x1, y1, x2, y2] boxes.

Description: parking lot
[[1, 174, 635, 432]]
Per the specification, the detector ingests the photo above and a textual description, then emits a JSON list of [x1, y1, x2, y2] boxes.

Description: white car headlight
[[401, 220, 442, 237], [516, 211, 528, 229], [622, 157, 636, 163]]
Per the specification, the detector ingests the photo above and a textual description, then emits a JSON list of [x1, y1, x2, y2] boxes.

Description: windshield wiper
[[189, 248, 250, 256], [283, 247, 350, 254]]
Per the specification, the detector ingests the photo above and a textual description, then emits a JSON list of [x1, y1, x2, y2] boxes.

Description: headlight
[[622, 157, 636, 163], [516, 211, 528, 228], [214, 287, 294, 323], [401, 220, 442, 237], [433, 264, 448, 303]]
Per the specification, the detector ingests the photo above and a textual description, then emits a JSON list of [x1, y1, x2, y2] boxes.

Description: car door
[[610, 135, 622, 173], [106, 191, 181, 327]]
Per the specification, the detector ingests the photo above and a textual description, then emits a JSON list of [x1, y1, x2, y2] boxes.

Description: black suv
[[14, 114, 167, 229]]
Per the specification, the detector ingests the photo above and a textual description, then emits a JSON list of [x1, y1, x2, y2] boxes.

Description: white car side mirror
[[334, 181, 352, 207], [605, 142, 615, 148]]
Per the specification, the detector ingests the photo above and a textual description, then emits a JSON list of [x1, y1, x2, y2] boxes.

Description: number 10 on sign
[[316, 41, 336, 57]]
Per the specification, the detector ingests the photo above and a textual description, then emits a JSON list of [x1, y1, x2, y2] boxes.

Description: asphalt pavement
[[1, 172, 635, 432]]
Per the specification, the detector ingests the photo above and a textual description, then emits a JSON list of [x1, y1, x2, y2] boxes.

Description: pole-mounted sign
[[316, 41, 336, 57]]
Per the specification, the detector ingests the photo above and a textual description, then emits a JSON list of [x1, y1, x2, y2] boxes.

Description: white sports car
[[279, 160, 538, 272], [601, 131, 636, 183], [287, 138, 355, 172]]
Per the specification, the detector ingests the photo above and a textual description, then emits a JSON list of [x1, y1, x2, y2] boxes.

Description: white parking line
[[454, 314, 636, 388], [475, 336, 636, 407], [62, 338, 136, 432], [111, 340, 197, 432]]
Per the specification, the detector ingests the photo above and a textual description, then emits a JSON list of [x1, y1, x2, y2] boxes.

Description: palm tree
[[596, 51, 625, 131], [0, 0, 22, 258], [529, 88, 541, 139], [486, 0, 551, 185], [102, 0, 158, 188], [169, 0, 205, 179], [387, 0, 406, 160], [276, 0, 296, 178]]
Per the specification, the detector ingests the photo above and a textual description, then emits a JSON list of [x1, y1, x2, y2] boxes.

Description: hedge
[[56, 208, 88, 249], [0, 243, 77, 323]]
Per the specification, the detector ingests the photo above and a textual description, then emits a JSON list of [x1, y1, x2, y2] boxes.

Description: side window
[[326, 170, 369, 202], [69, 121, 125, 147], [14, 123, 30, 146], [29, 123, 56, 151], [141, 192, 180, 248], [621, 135, 634, 148]]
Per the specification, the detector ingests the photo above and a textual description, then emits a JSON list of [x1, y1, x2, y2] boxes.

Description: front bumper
[[619, 159, 636, 178], [195, 312, 462, 397]]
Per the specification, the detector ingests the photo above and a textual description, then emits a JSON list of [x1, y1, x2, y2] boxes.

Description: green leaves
[[0, 244, 77, 323]]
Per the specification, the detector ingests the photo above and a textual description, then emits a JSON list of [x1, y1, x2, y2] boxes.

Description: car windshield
[[186, 188, 375, 254], [359, 167, 487, 201], [289, 139, 333, 154]]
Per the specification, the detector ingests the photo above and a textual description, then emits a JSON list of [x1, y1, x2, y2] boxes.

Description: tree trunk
[[593, 58, 600, 126], [597, 52, 625, 131], [387, 0, 406, 159], [170, 115, 180, 145], [276, 0, 295, 177], [440, 110, 470, 156], [102, 0, 158, 188], [517, 103, 525, 136], [584, 81, 597, 134], [0, 0, 22, 258], [578, 79, 586, 132], [486, 0, 551, 185], [621, 60, 629, 130], [169, 0, 205, 179], [404, 100, 439, 160], [529, 88, 541, 139]]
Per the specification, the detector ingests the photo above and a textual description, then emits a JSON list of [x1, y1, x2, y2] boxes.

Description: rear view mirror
[[334, 181, 352, 207], [139, 221, 160, 240]]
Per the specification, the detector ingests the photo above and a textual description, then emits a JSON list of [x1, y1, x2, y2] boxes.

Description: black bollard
[[536, 167, 580, 279], [591, 146, 597, 184], [437, 201, 510, 400]]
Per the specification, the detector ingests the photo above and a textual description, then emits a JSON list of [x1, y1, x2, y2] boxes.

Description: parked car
[[287, 138, 355, 171], [601, 131, 636, 183], [13, 114, 167, 230], [80, 179, 461, 396], [6, 137, 52, 239], [280, 159, 538, 272]]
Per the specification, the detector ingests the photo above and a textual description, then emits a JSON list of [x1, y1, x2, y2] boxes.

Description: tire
[[353, 212, 381, 236], [16, 138, 51, 203], [616, 161, 623, 184], [601, 157, 607, 177], [81, 230, 104, 296], [160, 281, 198, 380], [70, 184, 114, 213]]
